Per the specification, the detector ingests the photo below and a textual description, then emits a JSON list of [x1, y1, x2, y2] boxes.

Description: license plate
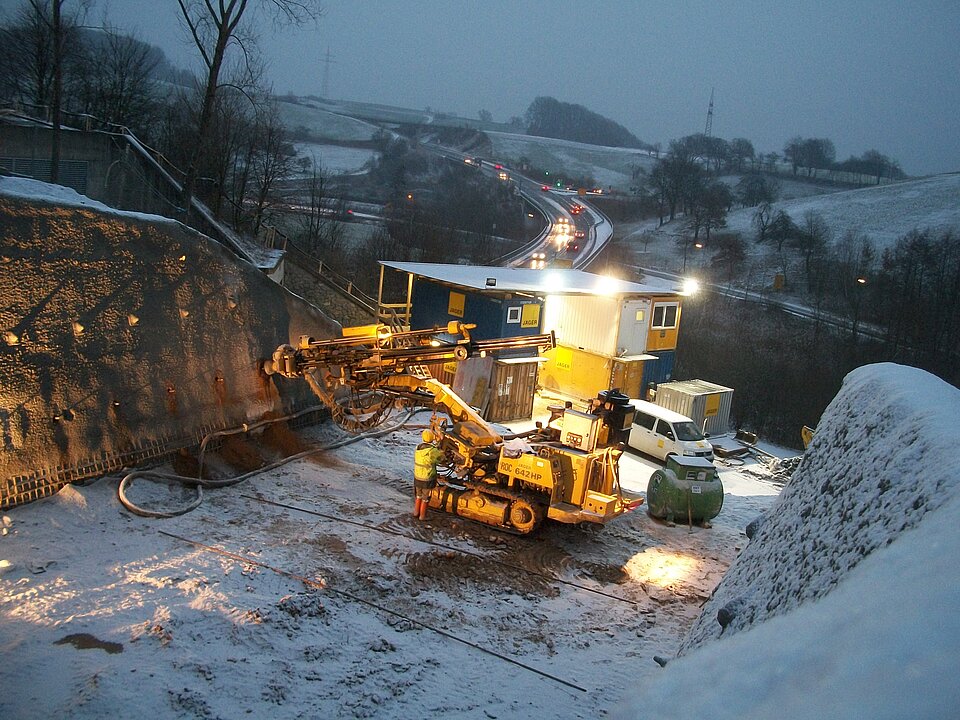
[[691, 485, 702, 494]]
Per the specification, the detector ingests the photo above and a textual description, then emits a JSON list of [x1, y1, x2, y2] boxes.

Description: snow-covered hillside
[[487, 131, 657, 192], [275, 99, 380, 143], [724, 173, 960, 250], [624, 363, 960, 718]]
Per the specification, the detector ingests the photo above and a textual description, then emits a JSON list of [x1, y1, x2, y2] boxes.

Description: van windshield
[[674, 421, 704, 441]]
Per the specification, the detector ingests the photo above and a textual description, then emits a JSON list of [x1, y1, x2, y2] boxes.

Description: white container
[[544, 295, 652, 356], [654, 379, 734, 436]]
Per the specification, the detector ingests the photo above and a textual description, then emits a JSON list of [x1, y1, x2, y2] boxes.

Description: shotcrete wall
[[0, 194, 340, 508]]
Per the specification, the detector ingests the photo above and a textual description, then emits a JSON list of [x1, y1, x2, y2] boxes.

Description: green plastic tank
[[646, 455, 724, 524]]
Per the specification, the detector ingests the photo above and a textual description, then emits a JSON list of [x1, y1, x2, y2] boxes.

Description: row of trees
[[644, 131, 905, 187], [783, 136, 905, 185]]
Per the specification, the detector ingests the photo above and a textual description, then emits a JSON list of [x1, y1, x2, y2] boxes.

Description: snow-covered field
[[486, 131, 658, 192], [292, 142, 379, 176], [0, 403, 785, 719], [616, 172, 960, 281], [723, 172, 960, 250], [276, 100, 381, 143]]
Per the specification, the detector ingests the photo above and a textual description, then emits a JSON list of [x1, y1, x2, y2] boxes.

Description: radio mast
[[704, 87, 715, 137]]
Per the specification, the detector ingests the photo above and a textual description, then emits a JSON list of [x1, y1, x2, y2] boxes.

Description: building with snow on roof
[[377, 262, 689, 419]]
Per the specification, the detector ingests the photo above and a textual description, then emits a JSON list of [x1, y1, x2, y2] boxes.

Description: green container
[[646, 455, 723, 523]]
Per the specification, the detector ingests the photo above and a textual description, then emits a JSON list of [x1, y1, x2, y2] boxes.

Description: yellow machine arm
[[264, 322, 553, 433], [266, 321, 554, 385]]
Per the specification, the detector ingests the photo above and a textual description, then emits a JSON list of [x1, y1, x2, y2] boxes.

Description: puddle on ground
[[54, 633, 123, 654]]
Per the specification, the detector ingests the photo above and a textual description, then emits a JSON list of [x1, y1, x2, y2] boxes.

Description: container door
[[617, 298, 650, 354], [486, 361, 539, 423]]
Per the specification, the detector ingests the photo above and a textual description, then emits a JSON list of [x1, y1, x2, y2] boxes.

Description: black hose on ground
[[118, 408, 422, 518]]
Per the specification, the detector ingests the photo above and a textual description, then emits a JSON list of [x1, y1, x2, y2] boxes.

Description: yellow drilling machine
[[264, 322, 640, 534]]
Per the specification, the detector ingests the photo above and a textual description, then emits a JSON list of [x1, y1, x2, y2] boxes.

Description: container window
[[652, 302, 679, 329], [506, 306, 521, 324]]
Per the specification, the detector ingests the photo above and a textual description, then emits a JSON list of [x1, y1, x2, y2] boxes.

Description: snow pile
[[0, 175, 174, 222], [683, 362, 960, 648], [621, 362, 960, 718]]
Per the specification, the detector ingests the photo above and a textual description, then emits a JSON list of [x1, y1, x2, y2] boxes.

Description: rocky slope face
[[0, 180, 339, 507]]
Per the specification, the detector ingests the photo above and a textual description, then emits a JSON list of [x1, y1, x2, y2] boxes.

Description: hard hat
[[421, 429, 435, 443]]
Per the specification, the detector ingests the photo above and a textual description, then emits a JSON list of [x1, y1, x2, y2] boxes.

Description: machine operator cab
[[627, 399, 714, 461]]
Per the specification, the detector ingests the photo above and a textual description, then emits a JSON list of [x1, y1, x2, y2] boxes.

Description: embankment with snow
[[623, 362, 960, 718]]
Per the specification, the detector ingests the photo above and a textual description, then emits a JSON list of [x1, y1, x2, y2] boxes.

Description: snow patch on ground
[[486, 131, 658, 192], [276, 100, 381, 143], [292, 142, 379, 176]]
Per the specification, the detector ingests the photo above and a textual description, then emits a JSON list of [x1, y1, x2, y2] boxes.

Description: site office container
[[542, 294, 681, 355], [539, 345, 676, 403], [412, 280, 545, 422], [653, 379, 734, 436], [410, 280, 544, 357], [540, 293, 681, 400]]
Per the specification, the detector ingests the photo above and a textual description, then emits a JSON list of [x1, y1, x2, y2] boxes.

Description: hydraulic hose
[[118, 408, 419, 518]]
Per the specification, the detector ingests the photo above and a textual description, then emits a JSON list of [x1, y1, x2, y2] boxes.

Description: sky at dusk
[[31, 0, 960, 176]]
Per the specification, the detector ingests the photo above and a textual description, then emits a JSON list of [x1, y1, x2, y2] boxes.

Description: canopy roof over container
[[377, 261, 683, 304]]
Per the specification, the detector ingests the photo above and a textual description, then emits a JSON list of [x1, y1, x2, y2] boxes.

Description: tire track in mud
[[241, 492, 653, 616], [205, 428, 711, 623]]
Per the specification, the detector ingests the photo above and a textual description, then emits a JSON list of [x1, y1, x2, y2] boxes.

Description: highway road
[[424, 144, 613, 270]]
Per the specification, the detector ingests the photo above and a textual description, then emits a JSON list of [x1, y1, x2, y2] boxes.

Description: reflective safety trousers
[[414, 444, 444, 483]]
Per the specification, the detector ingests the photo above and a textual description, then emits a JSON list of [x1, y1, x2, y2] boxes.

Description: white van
[[627, 399, 714, 461]]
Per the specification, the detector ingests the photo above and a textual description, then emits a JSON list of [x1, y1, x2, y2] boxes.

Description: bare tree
[[175, 0, 321, 222], [247, 103, 294, 233], [0, 1, 55, 107], [833, 230, 875, 336], [790, 211, 831, 292], [783, 136, 804, 176], [801, 137, 835, 178], [76, 26, 159, 131], [752, 201, 773, 244], [736, 173, 779, 207], [729, 138, 754, 172], [0, 1, 88, 181], [710, 233, 747, 282]]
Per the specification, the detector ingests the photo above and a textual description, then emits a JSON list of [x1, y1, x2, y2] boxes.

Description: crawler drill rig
[[265, 322, 639, 534]]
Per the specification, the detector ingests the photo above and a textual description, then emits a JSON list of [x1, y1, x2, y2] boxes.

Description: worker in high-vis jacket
[[414, 429, 444, 521]]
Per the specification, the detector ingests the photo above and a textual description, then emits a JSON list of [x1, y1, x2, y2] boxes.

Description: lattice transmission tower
[[704, 87, 715, 137], [322, 47, 335, 98]]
